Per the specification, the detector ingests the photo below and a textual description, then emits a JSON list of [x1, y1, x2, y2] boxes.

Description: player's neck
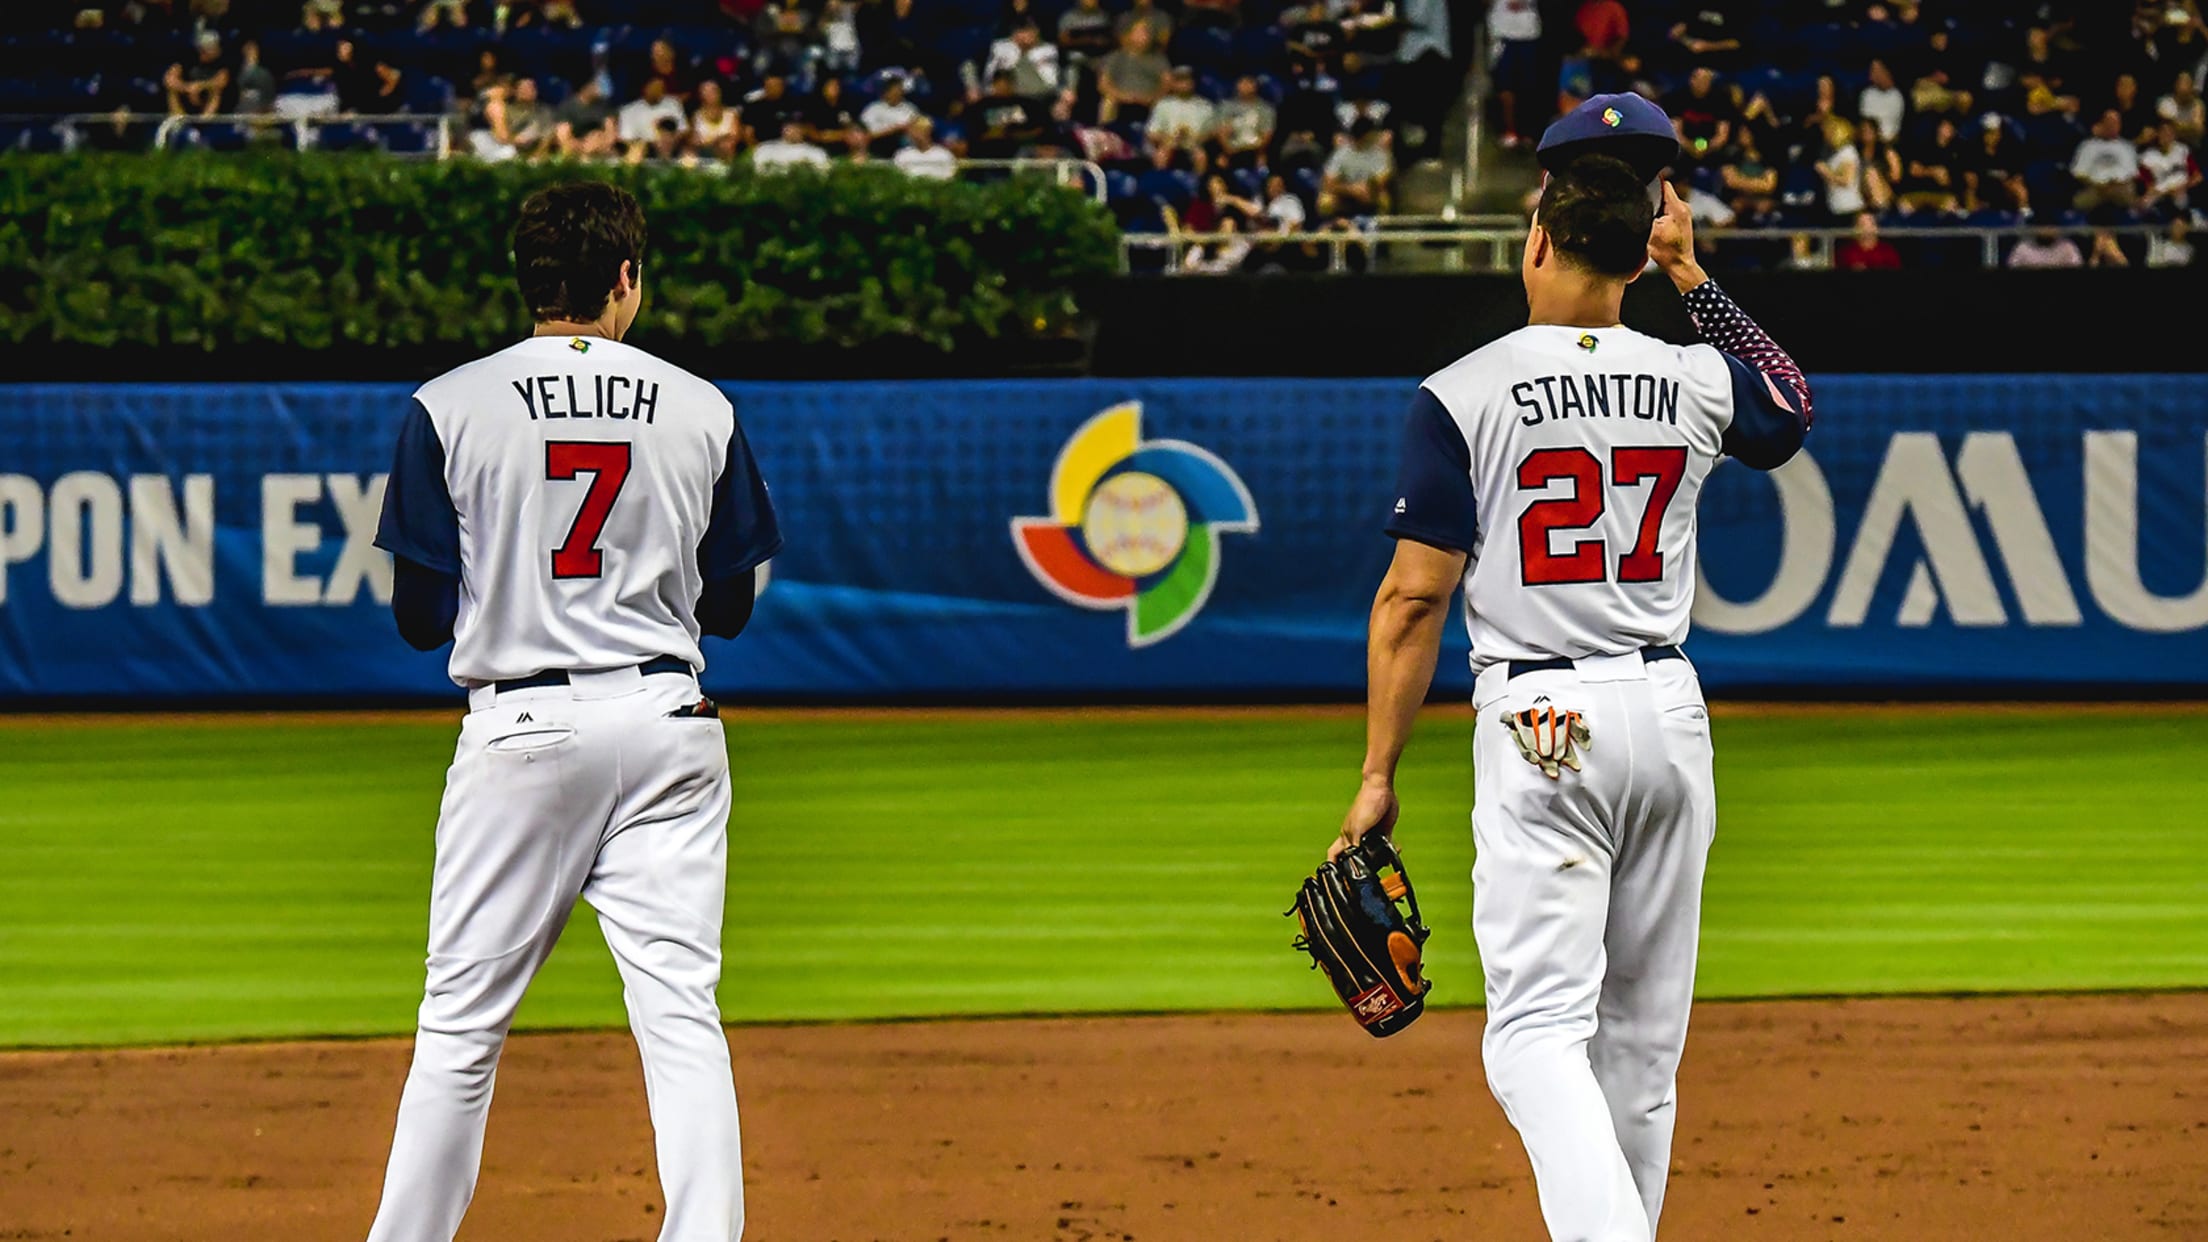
[[1526, 273, 1627, 330], [532, 317, 622, 342]]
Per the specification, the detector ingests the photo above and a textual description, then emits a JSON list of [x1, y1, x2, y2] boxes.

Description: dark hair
[[1533, 154, 1655, 278], [512, 181, 646, 323]]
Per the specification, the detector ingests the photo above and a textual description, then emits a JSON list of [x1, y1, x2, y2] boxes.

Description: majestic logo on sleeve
[[1012, 402, 1259, 647]]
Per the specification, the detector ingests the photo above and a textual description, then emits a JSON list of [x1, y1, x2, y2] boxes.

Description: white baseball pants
[[365, 666, 742, 1242], [1470, 650, 1716, 1242]]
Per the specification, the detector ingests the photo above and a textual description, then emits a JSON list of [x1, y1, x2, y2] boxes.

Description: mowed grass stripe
[[0, 707, 2201, 1047]]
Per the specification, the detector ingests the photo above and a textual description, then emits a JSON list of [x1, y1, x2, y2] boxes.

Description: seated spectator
[[1783, 232, 1833, 271], [330, 39, 382, 114], [1319, 119, 1393, 216], [165, 31, 231, 116], [1898, 116, 1964, 214], [692, 80, 740, 161], [2108, 72, 2156, 143], [1488, 0, 1543, 148], [1835, 211, 1902, 270], [820, 0, 862, 75], [1214, 76, 1277, 166], [626, 116, 693, 166], [2007, 225, 2084, 268], [1666, 67, 1738, 167], [1182, 173, 1264, 233], [893, 116, 958, 178], [1859, 59, 1906, 144], [1858, 126, 1902, 213], [1118, 0, 1172, 47], [2088, 228, 2131, 266], [861, 77, 921, 155], [986, 21, 1061, 98], [1098, 23, 1170, 124], [235, 39, 277, 115], [1146, 67, 1214, 151], [972, 72, 1049, 158], [1911, 28, 1973, 117], [1283, 1, 1348, 79], [752, 120, 832, 172], [473, 76, 551, 160], [742, 74, 807, 149], [1817, 117, 1869, 220], [368, 59, 420, 115], [470, 49, 508, 100], [2158, 72, 2206, 144], [1263, 172, 1309, 232], [2148, 214, 2197, 268], [1185, 213, 1254, 273], [2140, 120, 2202, 214], [301, 0, 343, 31], [1720, 131, 1779, 217], [508, 0, 584, 31], [620, 78, 688, 155], [1057, 0, 1116, 66], [2072, 110, 2142, 213], [555, 77, 618, 158], [643, 38, 698, 104], [1669, 5, 1741, 70], [1963, 116, 2030, 213], [808, 76, 862, 154], [752, 3, 816, 78], [1576, 0, 1628, 59]]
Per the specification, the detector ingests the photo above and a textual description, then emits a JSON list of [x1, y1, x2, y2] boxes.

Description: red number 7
[[546, 441, 631, 580]]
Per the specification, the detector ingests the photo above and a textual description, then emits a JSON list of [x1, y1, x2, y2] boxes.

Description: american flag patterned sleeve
[[1681, 279, 1814, 430]]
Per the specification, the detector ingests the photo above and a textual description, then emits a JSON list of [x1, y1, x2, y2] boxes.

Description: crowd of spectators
[[4, 0, 1464, 269], [1493, 0, 2206, 269]]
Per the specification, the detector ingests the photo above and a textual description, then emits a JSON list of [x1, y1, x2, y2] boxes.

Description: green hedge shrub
[[0, 153, 1120, 353]]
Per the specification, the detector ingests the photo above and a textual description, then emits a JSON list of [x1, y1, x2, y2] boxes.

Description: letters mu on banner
[[0, 377, 2202, 698]]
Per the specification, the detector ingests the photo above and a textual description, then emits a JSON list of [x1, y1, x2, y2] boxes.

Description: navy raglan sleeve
[[698, 417, 784, 582], [1682, 278, 1814, 472], [373, 398, 461, 575], [1382, 386, 1480, 554]]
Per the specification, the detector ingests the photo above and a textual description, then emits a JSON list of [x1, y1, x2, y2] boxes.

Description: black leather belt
[[1505, 644, 1683, 682], [495, 655, 691, 696]]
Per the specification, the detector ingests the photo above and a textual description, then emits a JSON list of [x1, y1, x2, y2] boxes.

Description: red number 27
[[1516, 445, 1687, 586], [546, 441, 632, 580]]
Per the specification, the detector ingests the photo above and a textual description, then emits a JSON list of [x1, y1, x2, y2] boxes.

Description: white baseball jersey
[[375, 334, 780, 685], [1387, 304, 1807, 673]]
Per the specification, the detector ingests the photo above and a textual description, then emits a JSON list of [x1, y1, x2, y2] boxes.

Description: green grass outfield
[[2, 706, 2204, 1048]]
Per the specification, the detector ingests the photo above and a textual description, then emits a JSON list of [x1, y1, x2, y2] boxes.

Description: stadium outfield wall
[[0, 376, 2203, 701]]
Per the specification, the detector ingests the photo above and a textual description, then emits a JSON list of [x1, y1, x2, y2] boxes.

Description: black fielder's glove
[[1288, 834, 1432, 1037]]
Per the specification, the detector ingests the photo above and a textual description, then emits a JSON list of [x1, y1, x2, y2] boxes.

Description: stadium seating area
[[0, 0, 1462, 255], [1495, 0, 2204, 268]]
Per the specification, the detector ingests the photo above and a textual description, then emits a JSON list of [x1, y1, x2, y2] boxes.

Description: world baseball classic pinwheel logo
[[1012, 402, 1259, 647]]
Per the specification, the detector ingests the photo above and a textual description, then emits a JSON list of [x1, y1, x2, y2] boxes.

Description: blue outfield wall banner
[[0, 376, 2203, 699]]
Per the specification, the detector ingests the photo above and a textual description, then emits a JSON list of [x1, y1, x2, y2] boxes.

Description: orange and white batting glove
[[1498, 701, 1592, 780]]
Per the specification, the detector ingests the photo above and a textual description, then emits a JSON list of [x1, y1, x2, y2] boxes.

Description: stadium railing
[[1123, 221, 2180, 274], [949, 157, 1107, 206], [14, 112, 454, 157]]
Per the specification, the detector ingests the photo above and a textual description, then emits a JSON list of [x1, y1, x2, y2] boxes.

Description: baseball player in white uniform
[[1333, 99, 1813, 1242], [365, 182, 780, 1242]]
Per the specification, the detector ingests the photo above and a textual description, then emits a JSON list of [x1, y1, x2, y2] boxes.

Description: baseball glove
[[1288, 834, 1431, 1037]]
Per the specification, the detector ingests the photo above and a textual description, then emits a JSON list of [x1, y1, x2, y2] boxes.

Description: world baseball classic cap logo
[[1011, 402, 1258, 647]]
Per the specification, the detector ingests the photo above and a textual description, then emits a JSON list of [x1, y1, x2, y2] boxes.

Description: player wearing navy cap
[[1538, 92, 1682, 184], [1334, 117, 1814, 1240]]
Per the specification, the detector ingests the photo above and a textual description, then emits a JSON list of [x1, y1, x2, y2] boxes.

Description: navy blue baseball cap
[[1536, 93, 1679, 183]]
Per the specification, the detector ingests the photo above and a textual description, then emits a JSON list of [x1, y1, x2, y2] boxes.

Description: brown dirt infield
[[4, 995, 2204, 1242]]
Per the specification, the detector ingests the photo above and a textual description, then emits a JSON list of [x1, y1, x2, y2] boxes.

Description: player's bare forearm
[[1337, 540, 1464, 856], [1360, 541, 1466, 781]]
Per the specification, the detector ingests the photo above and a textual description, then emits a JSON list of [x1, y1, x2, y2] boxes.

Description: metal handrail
[[146, 111, 451, 158], [1125, 222, 2180, 274], [952, 157, 1108, 205]]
